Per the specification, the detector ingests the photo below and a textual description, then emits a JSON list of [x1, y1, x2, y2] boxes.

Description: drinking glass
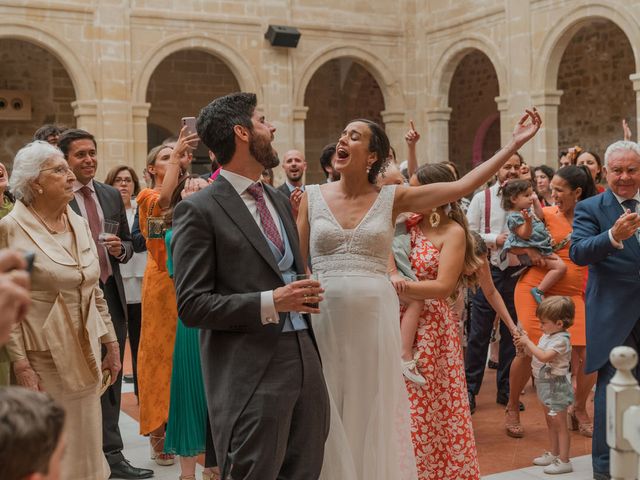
[[99, 220, 119, 244], [295, 273, 320, 309]]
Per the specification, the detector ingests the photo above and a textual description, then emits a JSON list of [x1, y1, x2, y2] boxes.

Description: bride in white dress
[[297, 111, 541, 480]]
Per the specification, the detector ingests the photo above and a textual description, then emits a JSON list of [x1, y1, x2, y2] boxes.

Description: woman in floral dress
[[399, 163, 481, 480]]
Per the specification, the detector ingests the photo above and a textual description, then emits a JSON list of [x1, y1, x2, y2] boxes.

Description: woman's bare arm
[[296, 192, 311, 272], [476, 260, 518, 333], [393, 108, 541, 216], [403, 224, 465, 300]]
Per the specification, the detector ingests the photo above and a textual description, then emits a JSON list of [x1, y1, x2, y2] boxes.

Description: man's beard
[[499, 172, 519, 183], [250, 134, 279, 169], [288, 171, 303, 182]]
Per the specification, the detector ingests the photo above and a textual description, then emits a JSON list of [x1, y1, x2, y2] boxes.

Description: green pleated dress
[[164, 228, 209, 456]]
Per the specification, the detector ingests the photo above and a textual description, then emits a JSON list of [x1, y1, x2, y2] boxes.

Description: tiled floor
[[119, 404, 201, 480], [120, 344, 596, 478], [482, 455, 593, 479], [119, 401, 594, 479]]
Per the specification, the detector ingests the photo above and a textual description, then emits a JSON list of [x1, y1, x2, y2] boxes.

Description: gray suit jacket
[[171, 175, 318, 472], [70, 181, 133, 319], [276, 182, 292, 199]]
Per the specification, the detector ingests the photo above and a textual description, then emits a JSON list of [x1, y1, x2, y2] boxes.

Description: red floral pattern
[[403, 223, 480, 480]]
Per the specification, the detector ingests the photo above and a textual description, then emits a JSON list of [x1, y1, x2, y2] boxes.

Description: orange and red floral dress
[[403, 216, 480, 480]]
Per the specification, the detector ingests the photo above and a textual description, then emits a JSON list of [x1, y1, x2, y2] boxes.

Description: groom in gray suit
[[171, 92, 330, 480]]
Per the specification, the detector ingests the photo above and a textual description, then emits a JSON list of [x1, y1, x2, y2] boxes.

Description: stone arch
[[294, 44, 402, 111], [444, 48, 501, 173], [472, 112, 500, 168], [132, 34, 261, 104], [430, 35, 506, 108], [534, 2, 640, 92], [0, 21, 95, 101]]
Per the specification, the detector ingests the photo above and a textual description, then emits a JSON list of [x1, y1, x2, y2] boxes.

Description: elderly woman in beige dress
[[0, 141, 121, 480]]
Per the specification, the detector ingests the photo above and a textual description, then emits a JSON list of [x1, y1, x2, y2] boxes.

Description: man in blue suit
[[570, 140, 640, 480]]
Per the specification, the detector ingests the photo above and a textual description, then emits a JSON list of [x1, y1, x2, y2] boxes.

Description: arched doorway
[[0, 39, 76, 167], [145, 49, 241, 174], [447, 50, 500, 175], [303, 58, 385, 184], [557, 19, 636, 157]]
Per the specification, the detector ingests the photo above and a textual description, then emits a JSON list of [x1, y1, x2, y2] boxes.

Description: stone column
[[503, 0, 533, 161], [132, 103, 151, 179], [381, 109, 406, 160], [72, 100, 99, 136], [292, 106, 310, 182], [425, 107, 451, 164], [495, 95, 510, 147], [630, 73, 640, 140], [292, 106, 308, 153], [531, 90, 563, 166], [92, 0, 133, 178]]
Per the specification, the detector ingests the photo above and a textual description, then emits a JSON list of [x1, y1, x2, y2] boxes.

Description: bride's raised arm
[[393, 108, 542, 216]]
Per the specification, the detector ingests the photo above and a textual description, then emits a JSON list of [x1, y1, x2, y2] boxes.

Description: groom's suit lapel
[[212, 176, 282, 278], [602, 189, 640, 259]]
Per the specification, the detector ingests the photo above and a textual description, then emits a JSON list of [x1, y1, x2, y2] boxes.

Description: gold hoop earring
[[429, 208, 441, 227]]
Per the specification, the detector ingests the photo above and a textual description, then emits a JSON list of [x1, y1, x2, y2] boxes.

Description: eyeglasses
[[40, 165, 73, 176], [113, 177, 133, 184]]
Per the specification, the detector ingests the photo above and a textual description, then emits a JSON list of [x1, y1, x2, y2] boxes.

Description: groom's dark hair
[[197, 92, 256, 166]]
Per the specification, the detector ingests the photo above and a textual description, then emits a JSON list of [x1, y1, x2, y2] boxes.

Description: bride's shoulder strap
[[305, 184, 319, 218], [380, 184, 398, 206]]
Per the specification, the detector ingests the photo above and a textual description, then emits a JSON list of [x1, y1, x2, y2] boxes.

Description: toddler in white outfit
[[515, 296, 575, 475]]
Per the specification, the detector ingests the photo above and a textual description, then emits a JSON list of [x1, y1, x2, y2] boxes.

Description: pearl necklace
[[29, 206, 68, 234]]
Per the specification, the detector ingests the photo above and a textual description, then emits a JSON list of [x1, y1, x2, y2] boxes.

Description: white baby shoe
[[532, 451, 557, 466], [543, 458, 573, 474], [401, 358, 426, 386]]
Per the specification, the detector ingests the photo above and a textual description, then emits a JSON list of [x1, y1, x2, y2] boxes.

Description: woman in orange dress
[[137, 136, 195, 465], [505, 165, 598, 438]]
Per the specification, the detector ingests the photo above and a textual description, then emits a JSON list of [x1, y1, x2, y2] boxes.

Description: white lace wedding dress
[[306, 184, 418, 480]]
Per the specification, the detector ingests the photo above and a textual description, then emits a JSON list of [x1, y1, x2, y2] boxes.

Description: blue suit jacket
[[569, 189, 640, 373]]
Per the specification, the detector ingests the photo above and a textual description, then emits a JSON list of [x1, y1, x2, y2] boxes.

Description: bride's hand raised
[[511, 107, 542, 149]]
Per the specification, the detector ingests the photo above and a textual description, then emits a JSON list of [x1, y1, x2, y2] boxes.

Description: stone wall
[[0, 0, 639, 178], [304, 59, 385, 184], [0, 40, 75, 168], [447, 50, 500, 174], [146, 49, 241, 140], [557, 20, 636, 159]]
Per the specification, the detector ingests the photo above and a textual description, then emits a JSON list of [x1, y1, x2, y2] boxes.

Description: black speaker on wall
[[265, 25, 301, 48]]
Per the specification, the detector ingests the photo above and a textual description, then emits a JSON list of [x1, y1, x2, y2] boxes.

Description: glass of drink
[[99, 220, 119, 244], [295, 273, 320, 309]]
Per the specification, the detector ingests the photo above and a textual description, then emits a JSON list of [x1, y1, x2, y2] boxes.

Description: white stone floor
[[119, 383, 595, 480], [482, 455, 593, 479], [119, 382, 200, 480]]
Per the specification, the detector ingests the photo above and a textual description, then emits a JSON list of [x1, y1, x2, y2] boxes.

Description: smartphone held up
[[181, 116, 197, 136]]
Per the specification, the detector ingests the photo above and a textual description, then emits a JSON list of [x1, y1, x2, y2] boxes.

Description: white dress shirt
[[608, 189, 640, 249], [73, 179, 114, 276], [466, 182, 512, 269], [218, 169, 282, 325], [285, 181, 305, 193], [120, 200, 147, 303]]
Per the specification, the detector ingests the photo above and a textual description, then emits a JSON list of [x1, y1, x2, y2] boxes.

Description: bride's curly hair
[[414, 164, 483, 296]]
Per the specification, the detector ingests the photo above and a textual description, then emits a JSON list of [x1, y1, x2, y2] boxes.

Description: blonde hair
[[145, 144, 172, 188], [536, 296, 575, 329]]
